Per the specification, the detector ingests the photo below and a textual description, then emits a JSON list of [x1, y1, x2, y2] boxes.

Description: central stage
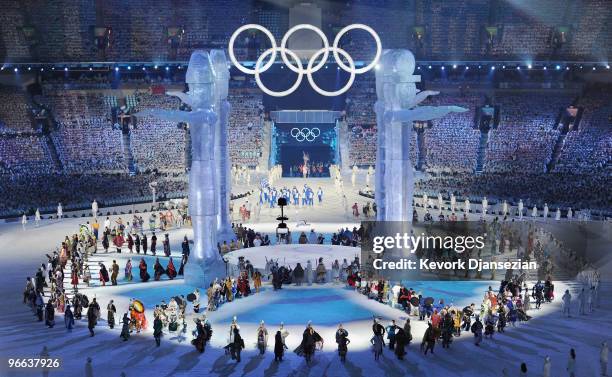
[[224, 244, 361, 270]]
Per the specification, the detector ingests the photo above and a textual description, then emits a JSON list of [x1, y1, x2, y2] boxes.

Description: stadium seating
[[130, 91, 185, 171], [0, 87, 32, 131], [0, 0, 610, 62], [483, 93, 573, 173], [554, 92, 611, 174], [36, 91, 123, 172], [228, 90, 264, 167], [423, 93, 481, 172], [0, 134, 54, 175]]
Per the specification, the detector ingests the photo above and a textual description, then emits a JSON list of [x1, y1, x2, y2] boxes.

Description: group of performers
[[153, 256, 178, 280], [220, 317, 323, 365], [187, 272, 259, 315], [347, 271, 551, 355], [152, 296, 188, 333], [237, 201, 253, 221], [287, 162, 329, 178], [148, 211, 177, 231], [259, 184, 323, 208], [232, 165, 252, 185], [99, 209, 186, 238]]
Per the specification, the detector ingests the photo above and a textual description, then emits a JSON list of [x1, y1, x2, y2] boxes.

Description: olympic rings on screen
[[228, 24, 381, 97], [290, 127, 321, 142]]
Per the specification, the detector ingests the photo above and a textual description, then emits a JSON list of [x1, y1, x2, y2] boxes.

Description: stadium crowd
[[0, 87, 32, 131], [0, 74, 609, 218], [131, 92, 186, 172], [228, 91, 264, 167], [0, 173, 187, 218], [554, 91, 611, 174], [483, 93, 574, 173]]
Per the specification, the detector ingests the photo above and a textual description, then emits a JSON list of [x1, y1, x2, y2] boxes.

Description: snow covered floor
[[1, 216, 611, 376]]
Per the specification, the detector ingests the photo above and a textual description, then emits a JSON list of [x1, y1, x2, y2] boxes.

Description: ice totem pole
[[374, 50, 467, 221], [135, 50, 226, 286], [210, 50, 235, 243]]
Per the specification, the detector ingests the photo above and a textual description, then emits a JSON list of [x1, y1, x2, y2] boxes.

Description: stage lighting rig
[[276, 198, 289, 241]]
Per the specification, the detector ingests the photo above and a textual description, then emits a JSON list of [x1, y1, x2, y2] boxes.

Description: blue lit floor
[[217, 288, 375, 325]]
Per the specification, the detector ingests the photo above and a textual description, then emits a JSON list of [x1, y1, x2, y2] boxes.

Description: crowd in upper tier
[[228, 92, 265, 167], [422, 93, 481, 173], [483, 93, 573, 173], [343, 83, 609, 177], [1, 0, 610, 62], [130, 92, 185, 172], [554, 91, 612, 174]]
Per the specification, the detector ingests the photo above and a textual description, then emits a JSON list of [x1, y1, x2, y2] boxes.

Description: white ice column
[[134, 50, 226, 286], [375, 104, 414, 222], [189, 116, 218, 260], [374, 49, 467, 222], [211, 49, 235, 242]]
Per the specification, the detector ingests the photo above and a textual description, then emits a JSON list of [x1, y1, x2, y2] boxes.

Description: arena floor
[[1, 204, 609, 377]]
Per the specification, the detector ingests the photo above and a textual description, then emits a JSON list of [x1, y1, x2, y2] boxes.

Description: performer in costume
[[139, 258, 150, 282], [163, 234, 171, 257], [153, 258, 165, 281], [130, 299, 147, 333], [192, 316, 212, 353], [315, 258, 327, 283], [302, 152, 310, 178], [98, 262, 110, 286], [256, 320, 269, 355], [125, 259, 133, 281], [192, 288, 201, 313], [166, 257, 177, 280], [70, 265, 79, 290], [166, 298, 179, 332], [294, 321, 323, 365]]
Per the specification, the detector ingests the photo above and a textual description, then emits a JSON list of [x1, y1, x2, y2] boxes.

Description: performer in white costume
[[92, 199, 98, 219]]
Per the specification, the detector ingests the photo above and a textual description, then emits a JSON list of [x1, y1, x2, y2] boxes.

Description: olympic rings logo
[[290, 127, 320, 142], [228, 24, 382, 97]]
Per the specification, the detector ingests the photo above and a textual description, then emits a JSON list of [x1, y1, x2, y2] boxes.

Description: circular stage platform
[[224, 244, 361, 270]]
